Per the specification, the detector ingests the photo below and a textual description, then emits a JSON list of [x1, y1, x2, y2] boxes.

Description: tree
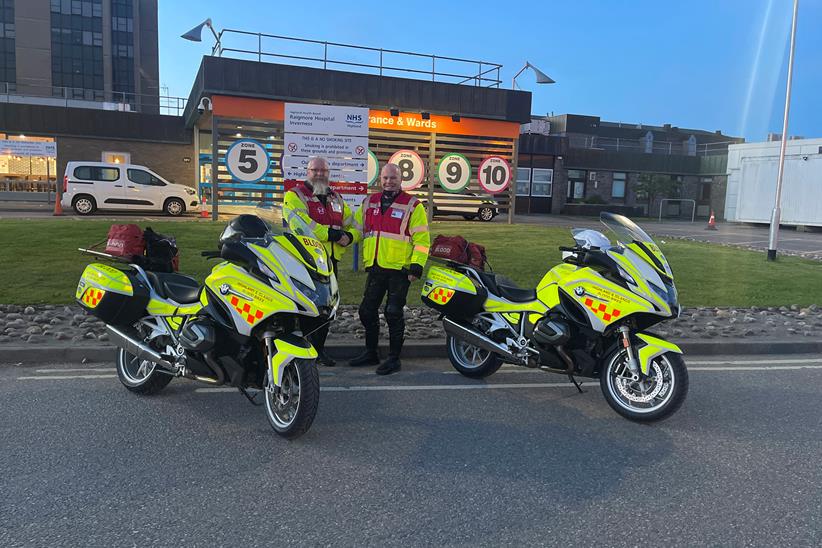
[[635, 173, 680, 208]]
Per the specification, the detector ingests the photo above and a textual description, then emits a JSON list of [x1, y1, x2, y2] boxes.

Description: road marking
[[17, 374, 117, 380], [35, 368, 115, 373], [688, 358, 822, 365], [691, 365, 822, 371]]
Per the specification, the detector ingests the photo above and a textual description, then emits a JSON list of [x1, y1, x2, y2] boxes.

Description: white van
[[61, 161, 198, 216]]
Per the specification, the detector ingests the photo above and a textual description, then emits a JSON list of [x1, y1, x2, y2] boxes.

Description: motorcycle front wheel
[[264, 359, 319, 439], [599, 349, 688, 422]]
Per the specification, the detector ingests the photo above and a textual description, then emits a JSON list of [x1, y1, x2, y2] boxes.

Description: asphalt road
[[2, 356, 822, 547]]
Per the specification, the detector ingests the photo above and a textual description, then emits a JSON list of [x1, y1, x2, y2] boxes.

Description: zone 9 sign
[[388, 149, 425, 190], [226, 139, 270, 183], [437, 153, 471, 193], [477, 156, 512, 193]]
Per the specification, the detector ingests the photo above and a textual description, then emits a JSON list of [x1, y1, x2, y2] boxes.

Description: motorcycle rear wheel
[[600, 349, 688, 422], [116, 347, 173, 395], [264, 359, 319, 439], [446, 335, 503, 378]]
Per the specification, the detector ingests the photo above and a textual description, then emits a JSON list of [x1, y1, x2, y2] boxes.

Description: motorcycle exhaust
[[105, 325, 175, 370], [442, 317, 522, 363]]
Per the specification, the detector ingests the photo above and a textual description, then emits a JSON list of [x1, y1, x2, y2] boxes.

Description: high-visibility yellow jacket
[[354, 191, 430, 270], [283, 183, 360, 260]]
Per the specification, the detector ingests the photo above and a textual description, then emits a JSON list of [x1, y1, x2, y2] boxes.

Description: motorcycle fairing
[[205, 262, 300, 337], [636, 333, 683, 375], [271, 335, 318, 386]]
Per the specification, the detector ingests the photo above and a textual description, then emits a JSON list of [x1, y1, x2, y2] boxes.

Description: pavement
[[516, 214, 822, 257], [2, 337, 822, 365], [1, 354, 821, 546]]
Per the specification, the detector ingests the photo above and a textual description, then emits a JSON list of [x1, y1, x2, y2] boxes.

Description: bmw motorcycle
[[421, 212, 688, 422], [75, 213, 338, 439]]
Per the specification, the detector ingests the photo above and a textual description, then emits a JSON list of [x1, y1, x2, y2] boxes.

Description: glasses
[[308, 168, 329, 173]]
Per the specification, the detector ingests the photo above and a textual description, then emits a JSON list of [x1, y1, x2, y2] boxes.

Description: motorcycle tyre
[[264, 359, 320, 440], [446, 334, 503, 379], [116, 347, 173, 395], [599, 350, 688, 423]]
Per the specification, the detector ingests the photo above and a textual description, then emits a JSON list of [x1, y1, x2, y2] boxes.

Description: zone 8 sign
[[477, 156, 511, 193], [389, 149, 425, 190], [226, 139, 270, 183], [437, 153, 471, 193]]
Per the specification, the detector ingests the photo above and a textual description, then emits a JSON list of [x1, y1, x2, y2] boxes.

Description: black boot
[[349, 348, 380, 367], [376, 355, 401, 375]]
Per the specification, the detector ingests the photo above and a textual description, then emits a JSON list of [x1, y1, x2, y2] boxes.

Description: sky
[[159, 0, 821, 141]]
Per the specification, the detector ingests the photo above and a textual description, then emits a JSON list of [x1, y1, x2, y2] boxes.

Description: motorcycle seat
[[476, 271, 537, 303], [146, 272, 201, 304]]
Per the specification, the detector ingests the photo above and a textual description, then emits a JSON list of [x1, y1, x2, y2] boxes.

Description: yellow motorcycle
[[422, 212, 688, 422], [75, 213, 337, 439]]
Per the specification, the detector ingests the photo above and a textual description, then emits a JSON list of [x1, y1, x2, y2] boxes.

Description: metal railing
[[659, 199, 696, 222], [215, 29, 503, 87], [0, 83, 187, 116], [572, 135, 740, 156]]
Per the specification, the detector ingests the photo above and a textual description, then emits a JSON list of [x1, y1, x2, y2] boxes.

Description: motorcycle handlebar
[[201, 250, 221, 259], [558, 246, 579, 253]]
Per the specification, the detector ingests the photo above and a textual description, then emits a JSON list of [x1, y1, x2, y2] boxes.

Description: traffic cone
[[705, 210, 718, 230], [200, 193, 209, 219]]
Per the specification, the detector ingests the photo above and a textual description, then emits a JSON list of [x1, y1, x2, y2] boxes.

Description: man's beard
[[309, 178, 330, 195]]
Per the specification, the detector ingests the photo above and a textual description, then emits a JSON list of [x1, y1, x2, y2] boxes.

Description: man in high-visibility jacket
[[283, 156, 359, 367], [349, 163, 430, 375]]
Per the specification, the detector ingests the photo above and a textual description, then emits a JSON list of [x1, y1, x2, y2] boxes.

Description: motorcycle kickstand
[[238, 386, 263, 406], [568, 373, 584, 393]]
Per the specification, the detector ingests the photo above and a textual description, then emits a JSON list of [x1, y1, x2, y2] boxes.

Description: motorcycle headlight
[[257, 260, 280, 285], [617, 265, 636, 286], [292, 277, 332, 311]]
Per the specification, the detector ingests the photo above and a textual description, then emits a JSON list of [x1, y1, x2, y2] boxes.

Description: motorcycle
[[75, 213, 338, 439], [421, 212, 688, 422]]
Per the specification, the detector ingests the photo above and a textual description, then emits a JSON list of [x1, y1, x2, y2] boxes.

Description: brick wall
[[55, 136, 195, 188]]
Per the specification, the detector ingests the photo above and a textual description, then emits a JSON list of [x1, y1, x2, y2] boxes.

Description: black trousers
[[300, 258, 338, 353], [358, 268, 411, 358]]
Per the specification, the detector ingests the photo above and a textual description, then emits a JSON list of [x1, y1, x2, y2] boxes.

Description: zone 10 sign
[[389, 149, 425, 190], [477, 156, 512, 193], [436, 153, 471, 193], [226, 139, 271, 183]]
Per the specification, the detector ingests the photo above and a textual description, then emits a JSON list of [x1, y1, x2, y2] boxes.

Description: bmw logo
[[574, 287, 585, 297], [219, 283, 230, 295]]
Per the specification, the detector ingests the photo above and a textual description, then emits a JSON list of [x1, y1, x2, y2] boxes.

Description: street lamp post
[[767, 0, 799, 261], [511, 62, 555, 90]]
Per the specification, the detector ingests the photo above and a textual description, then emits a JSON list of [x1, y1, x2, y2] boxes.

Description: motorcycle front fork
[[618, 326, 641, 381]]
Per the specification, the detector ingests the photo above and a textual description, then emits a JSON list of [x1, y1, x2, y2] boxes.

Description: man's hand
[[338, 231, 354, 247], [408, 263, 423, 282]]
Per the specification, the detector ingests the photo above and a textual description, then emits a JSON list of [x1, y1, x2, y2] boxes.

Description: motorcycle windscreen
[[599, 212, 673, 280]]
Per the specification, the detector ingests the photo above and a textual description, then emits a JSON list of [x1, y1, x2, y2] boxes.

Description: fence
[[214, 29, 503, 88], [573, 135, 739, 156], [0, 83, 187, 116]]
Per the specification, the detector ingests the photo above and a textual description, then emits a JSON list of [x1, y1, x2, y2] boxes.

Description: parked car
[[61, 162, 198, 216], [413, 191, 499, 222]]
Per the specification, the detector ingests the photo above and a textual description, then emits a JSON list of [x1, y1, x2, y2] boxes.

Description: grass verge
[[0, 219, 819, 307]]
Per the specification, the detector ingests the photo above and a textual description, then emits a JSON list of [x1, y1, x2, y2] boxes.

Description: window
[[74, 166, 119, 181], [516, 167, 531, 196], [128, 169, 165, 186], [531, 168, 553, 197], [612, 172, 626, 199], [102, 151, 130, 164]]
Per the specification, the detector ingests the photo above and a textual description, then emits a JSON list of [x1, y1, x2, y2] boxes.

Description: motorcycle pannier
[[75, 263, 150, 326], [421, 265, 487, 318]]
